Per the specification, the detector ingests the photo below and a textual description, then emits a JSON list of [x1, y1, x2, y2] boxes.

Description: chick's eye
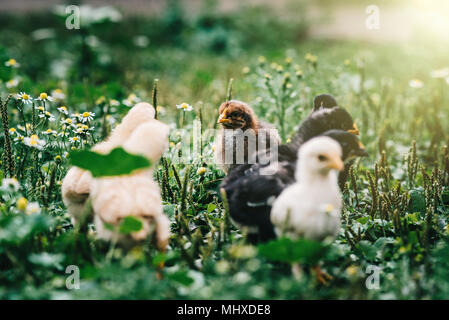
[[230, 112, 239, 117], [318, 154, 327, 162]]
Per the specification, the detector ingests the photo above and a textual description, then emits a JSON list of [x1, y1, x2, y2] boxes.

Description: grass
[[0, 1, 449, 299]]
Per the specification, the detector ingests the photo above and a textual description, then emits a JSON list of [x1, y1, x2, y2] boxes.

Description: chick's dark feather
[[286, 107, 355, 151]]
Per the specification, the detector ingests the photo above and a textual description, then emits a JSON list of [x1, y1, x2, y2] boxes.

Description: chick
[[215, 100, 280, 173], [270, 136, 344, 284], [90, 120, 170, 249], [270, 136, 344, 241], [286, 106, 359, 152], [61, 102, 156, 224], [312, 94, 338, 112], [221, 130, 367, 243]]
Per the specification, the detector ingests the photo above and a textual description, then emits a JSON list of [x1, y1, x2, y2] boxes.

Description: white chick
[[90, 120, 170, 249], [270, 136, 344, 241], [61, 102, 156, 224]]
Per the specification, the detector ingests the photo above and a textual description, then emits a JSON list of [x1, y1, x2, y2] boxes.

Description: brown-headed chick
[[215, 100, 280, 173]]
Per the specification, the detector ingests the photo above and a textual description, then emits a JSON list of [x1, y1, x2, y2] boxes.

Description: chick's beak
[[217, 107, 231, 124], [347, 123, 360, 136], [327, 154, 344, 171]]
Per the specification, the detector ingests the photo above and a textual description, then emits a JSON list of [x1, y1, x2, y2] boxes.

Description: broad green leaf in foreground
[[119, 216, 144, 234], [69, 147, 151, 177], [258, 237, 328, 264]]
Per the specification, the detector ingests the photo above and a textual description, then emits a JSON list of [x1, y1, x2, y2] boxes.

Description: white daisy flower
[[409, 79, 424, 89], [6, 79, 19, 88], [430, 68, 449, 79], [43, 129, 57, 136], [5, 58, 20, 68], [14, 135, 24, 143], [1, 177, 20, 191], [109, 99, 120, 106], [9, 127, 17, 135], [122, 93, 140, 107], [57, 106, 69, 115], [60, 118, 73, 125], [35, 105, 45, 113], [38, 111, 56, 122], [69, 136, 81, 144], [17, 92, 33, 104], [58, 130, 70, 137], [36, 92, 53, 102], [25, 202, 40, 215], [177, 102, 193, 112], [80, 111, 95, 122], [23, 134, 46, 150], [51, 89, 66, 100]]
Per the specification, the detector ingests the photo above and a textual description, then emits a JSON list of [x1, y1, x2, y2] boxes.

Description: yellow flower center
[[30, 134, 39, 140], [82, 112, 90, 118], [17, 197, 28, 211], [22, 94, 29, 100], [181, 103, 188, 109], [66, 118, 72, 124], [325, 204, 334, 212], [9, 128, 16, 132], [73, 137, 79, 141], [46, 129, 53, 133], [38, 106, 44, 111], [40, 93, 48, 100], [8, 59, 16, 65]]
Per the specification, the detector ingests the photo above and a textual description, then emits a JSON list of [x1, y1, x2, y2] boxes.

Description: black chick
[[313, 93, 338, 111], [221, 130, 368, 243], [285, 106, 359, 152]]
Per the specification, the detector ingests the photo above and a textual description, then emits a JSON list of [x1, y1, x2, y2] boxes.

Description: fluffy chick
[[312, 93, 338, 112], [215, 100, 280, 173], [270, 136, 343, 241], [286, 106, 359, 152], [221, 130, 366, 243], [61, 102, 156, 224], [90, 120, 170, 249]]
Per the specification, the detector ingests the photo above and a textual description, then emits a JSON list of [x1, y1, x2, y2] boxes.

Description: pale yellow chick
[[90, 120, 170, 249], [61, 102, 156, 224]]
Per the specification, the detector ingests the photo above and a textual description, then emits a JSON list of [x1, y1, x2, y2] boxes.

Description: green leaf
[[355, 240, 377, 260], [357, 216, 370, 225], [69, 147, 151, 177], [206, 203, 217, 213], [258, 237, 328, 264], [166, 270, 194, 286], [119, 216, 143, 234]]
